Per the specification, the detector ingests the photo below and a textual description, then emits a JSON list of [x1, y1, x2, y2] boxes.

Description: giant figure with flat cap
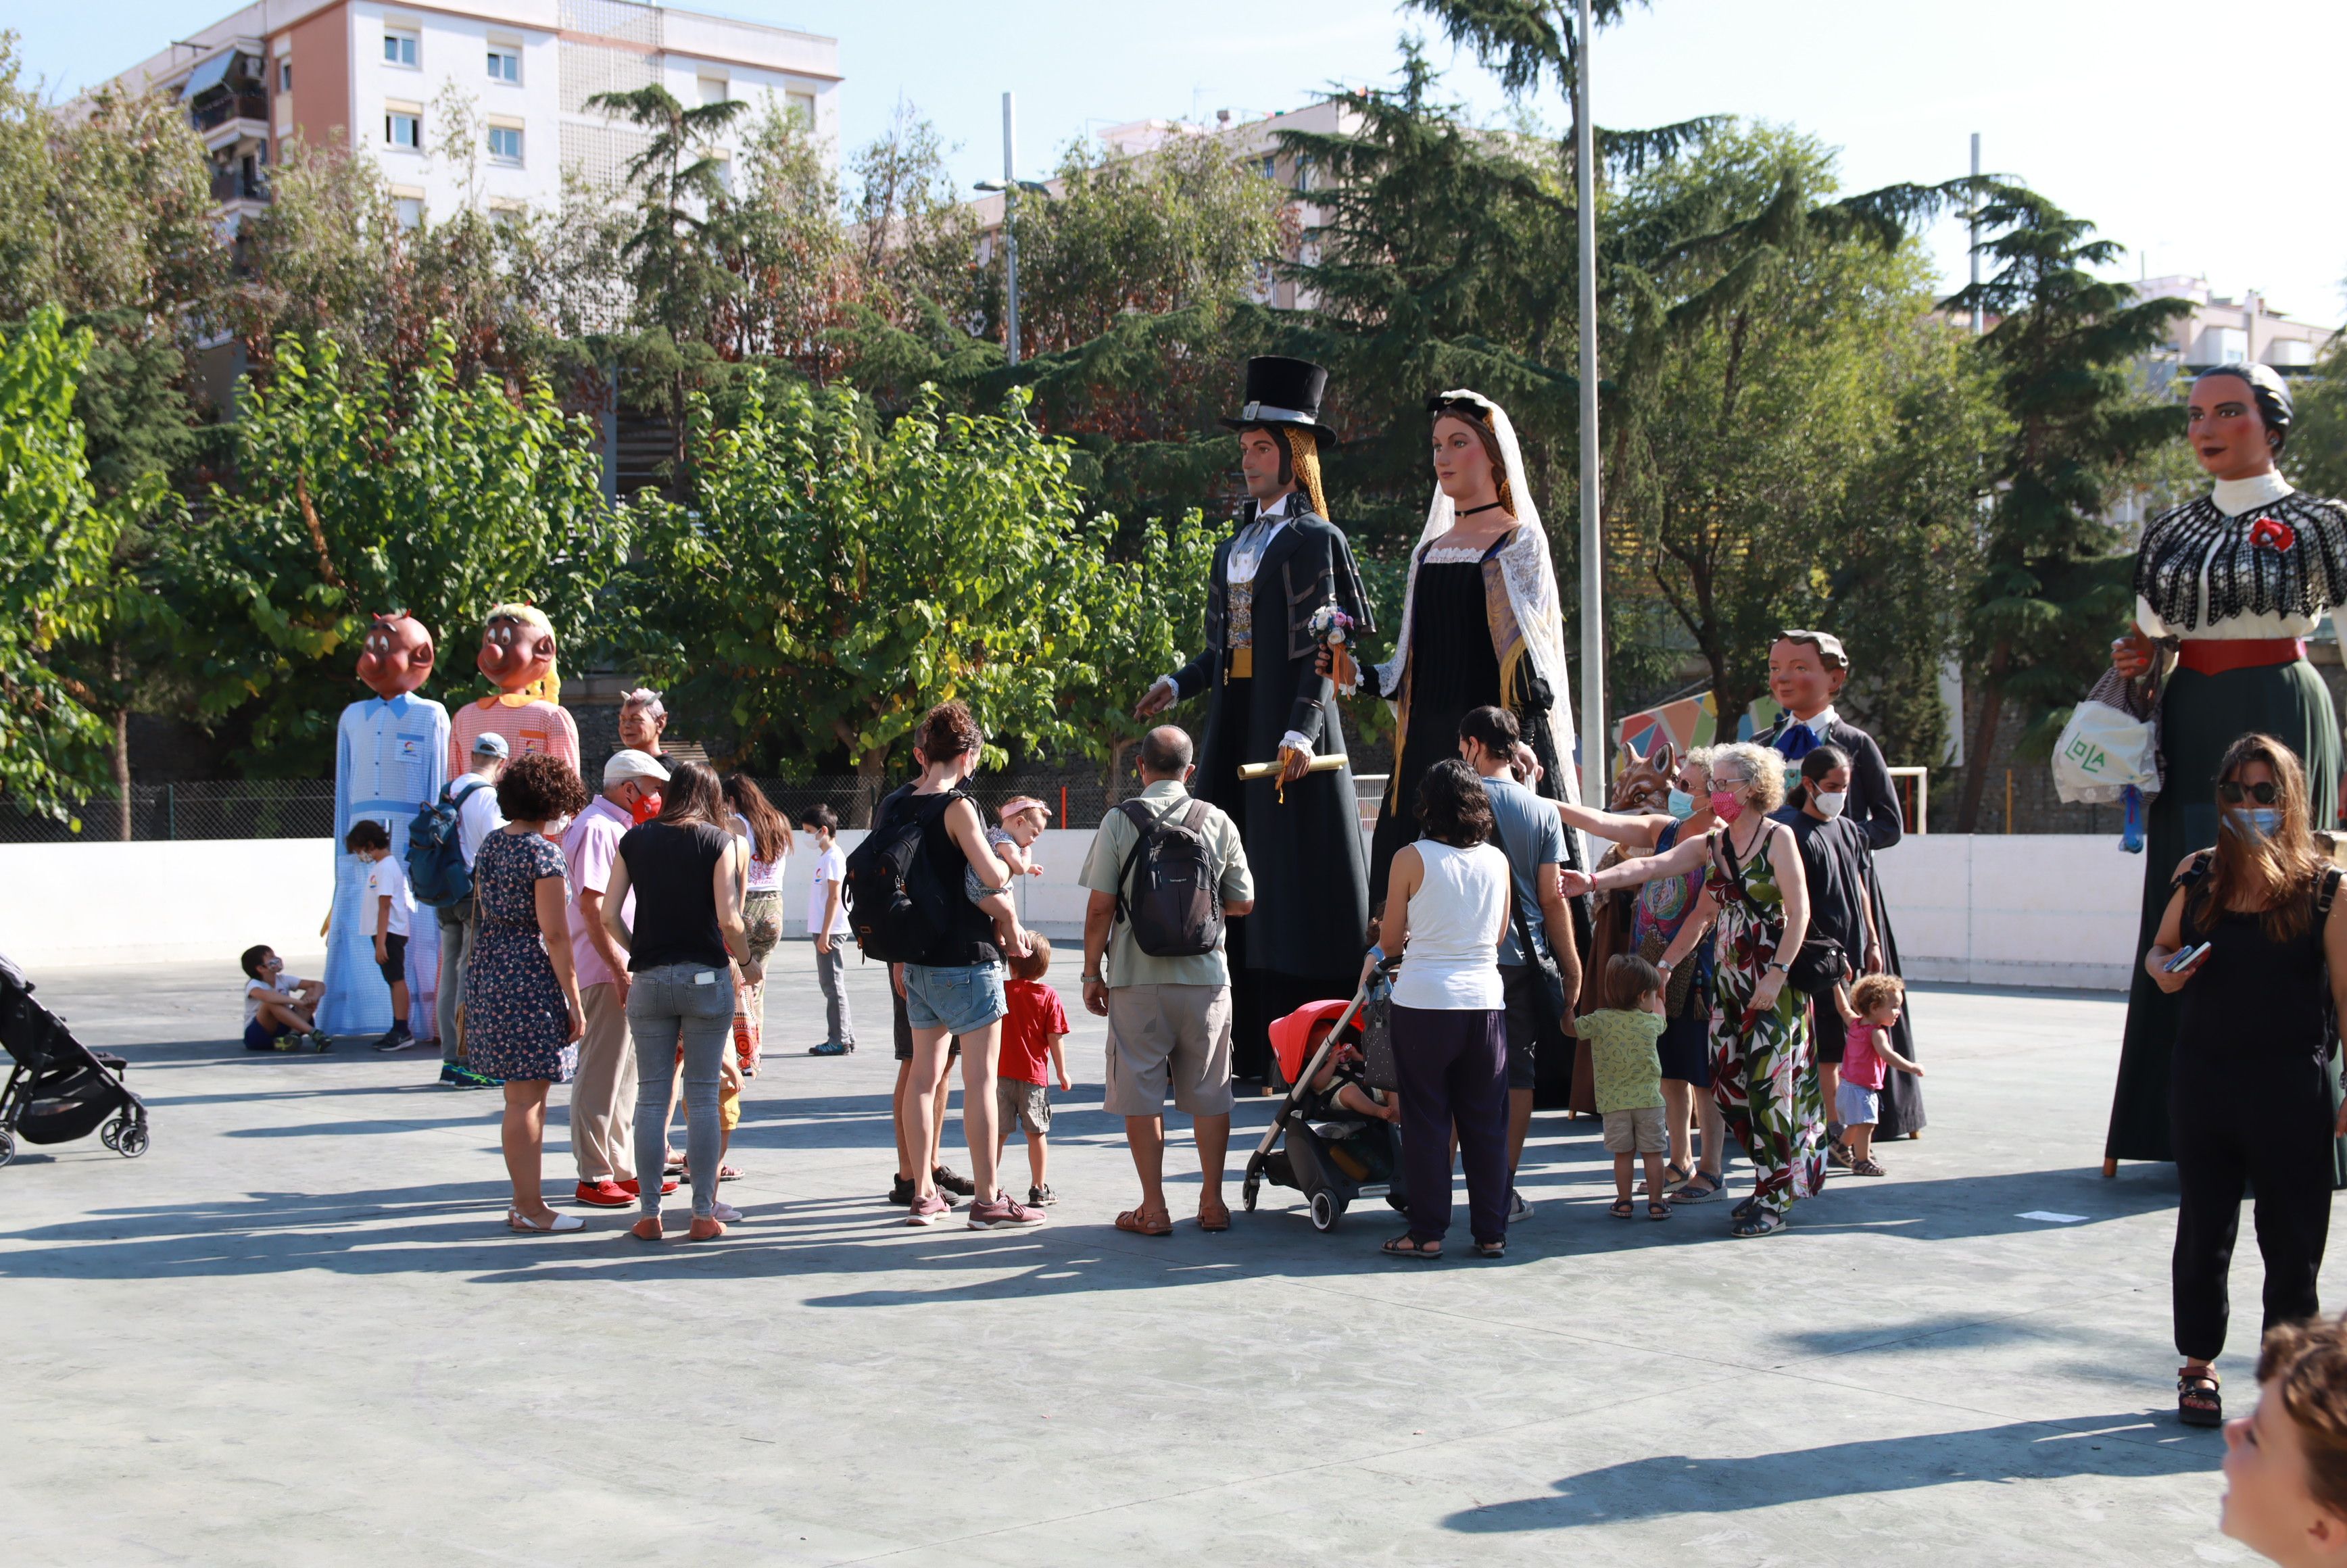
[[1136, 356, 1376, 1084]]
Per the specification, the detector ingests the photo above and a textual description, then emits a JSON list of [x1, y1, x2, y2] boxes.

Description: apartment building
[[2134, 273, 2337, 377], [95, 0, 840, 232]]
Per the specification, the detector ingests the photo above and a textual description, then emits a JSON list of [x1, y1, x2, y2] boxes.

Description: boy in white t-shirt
[[345, 819, 418, 1052], [240, 944, 329, 1051], [800, 805, 857, 1057]]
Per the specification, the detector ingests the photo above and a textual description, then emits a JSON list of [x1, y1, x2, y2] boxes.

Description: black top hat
[[1219, 356, 1338, 446]]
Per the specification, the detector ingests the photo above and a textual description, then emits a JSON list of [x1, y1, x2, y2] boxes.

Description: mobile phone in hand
[[2164, 941, 2211, 975]]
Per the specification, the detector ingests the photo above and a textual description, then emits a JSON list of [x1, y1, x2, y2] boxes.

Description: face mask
[[1666, 789, 1697, 820], [1710, 789, 1744, 824], [2239, 806, 2281, 838], [1812, 789, 1848, 818]]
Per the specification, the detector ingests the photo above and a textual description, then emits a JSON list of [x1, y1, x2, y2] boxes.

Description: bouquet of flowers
[[1309, 602, 1358, 696]]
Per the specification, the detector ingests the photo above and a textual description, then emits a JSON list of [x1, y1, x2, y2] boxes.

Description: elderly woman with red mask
[[2106, 365, 2347, 1179]]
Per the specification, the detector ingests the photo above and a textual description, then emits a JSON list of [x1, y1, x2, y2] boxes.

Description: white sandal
[[506, 1208, 585, 1233]]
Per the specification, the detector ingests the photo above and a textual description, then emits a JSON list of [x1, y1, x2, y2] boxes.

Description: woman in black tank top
[[2144, 733, 2347, 1430]]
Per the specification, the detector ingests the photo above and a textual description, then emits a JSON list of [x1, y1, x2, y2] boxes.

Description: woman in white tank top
[[1369, 758, 1514, 1259]]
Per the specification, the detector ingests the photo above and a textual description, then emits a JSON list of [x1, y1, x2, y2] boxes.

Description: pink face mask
[[1710, 789, 1744, 823]]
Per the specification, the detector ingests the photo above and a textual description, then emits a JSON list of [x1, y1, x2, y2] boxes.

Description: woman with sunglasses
[[2144, 733, 2347, 1429], [2108, 365, 2347, 1176], [1563, 742, 1821, 1236]]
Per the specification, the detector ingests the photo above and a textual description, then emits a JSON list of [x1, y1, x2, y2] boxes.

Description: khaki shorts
[[1601, 1104, 1668, 1155], [1103, 983, 1235, 1119], [997, 1076, 1051, 1137]]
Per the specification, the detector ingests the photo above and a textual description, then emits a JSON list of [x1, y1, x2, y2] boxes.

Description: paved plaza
[[0, 946, 2292, 1564]]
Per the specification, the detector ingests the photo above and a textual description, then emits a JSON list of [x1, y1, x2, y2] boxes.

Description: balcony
[[210, 166, 269, 205], [191, 89, 269, 134]]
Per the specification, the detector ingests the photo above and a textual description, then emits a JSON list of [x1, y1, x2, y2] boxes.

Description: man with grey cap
[[435, 731, 508, 1087], [561, 748, 673, 1206]]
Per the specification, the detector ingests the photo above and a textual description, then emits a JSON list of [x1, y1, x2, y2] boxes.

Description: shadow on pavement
[[1442, 1414, 2214, 1532]]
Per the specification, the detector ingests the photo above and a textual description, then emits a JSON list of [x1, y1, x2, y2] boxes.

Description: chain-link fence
[[1, 775, 1132, 842]]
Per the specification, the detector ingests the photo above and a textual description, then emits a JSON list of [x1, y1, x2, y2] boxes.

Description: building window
[[386, 109, 422, 150], [698, 74, 729, 107], [393, 195, 424, 230], [279, 61, 292, 92], [785, 91, 815, 126], [487, 46, 520, 83], [488, 124, 523, 163], [1259, 154, 1277, 180]]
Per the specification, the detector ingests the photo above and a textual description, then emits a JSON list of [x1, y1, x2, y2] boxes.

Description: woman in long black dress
[[2142, 733, 2347, 1429], [1358, 392, 1587, 906]]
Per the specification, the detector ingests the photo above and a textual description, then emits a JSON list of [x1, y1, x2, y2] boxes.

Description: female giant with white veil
[[1351, 391, 1590, 906]]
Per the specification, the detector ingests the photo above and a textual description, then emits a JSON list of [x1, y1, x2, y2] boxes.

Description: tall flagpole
[[1574, 0, 1605, 804]]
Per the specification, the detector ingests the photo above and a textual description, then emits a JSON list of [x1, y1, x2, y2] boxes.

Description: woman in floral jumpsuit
[[1568, 741, 1820, 1237]]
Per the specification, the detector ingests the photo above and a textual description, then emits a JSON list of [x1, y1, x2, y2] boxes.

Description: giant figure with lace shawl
[[1356, 392, 1592, 908], [2105, 364, 2347, 1176]]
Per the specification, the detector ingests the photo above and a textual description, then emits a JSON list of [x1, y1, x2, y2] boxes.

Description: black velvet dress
[[1370, 562, 1501, 904]]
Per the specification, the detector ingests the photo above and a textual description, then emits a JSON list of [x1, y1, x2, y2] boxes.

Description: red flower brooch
[[2250, 516, 2297, 552]]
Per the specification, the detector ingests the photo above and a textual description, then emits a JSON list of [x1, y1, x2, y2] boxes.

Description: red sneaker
[[615, 1177, 679, 1197], [574, 1180, 631, 1208]]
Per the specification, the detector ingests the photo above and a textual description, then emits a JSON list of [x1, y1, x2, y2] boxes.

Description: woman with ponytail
[[2147, 733, 2347, 1429]]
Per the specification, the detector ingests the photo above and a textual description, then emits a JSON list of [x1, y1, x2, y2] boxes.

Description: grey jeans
[[813, 941, 855, 1046], [436, 897, 477, 1065], [626, 961, 737, 1219]]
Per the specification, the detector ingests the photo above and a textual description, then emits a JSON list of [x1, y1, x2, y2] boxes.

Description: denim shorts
[[902, 960, 1007, 1036]]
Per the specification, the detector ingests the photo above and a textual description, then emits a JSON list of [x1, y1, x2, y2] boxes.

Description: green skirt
[[2106, 657, 2344, 1171]]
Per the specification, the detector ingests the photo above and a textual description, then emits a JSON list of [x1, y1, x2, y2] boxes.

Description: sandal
[[1731, 1193, 1761, 1221], [1608, 1198, 1635, 1221], [1730, 1209, 1785, 1239], [1115, 1206, 1173, 1237], [506, 1208, 585, 1234], [1197, 1198, 1232, 1233], [2179, 1365, 2223, 1428], [1647, 1200, 1672, 1221], [1850, 1156, 1886, 1177], [1474, 1239, 1506, 1259], [1382, 1233, 1443, 1259], [1670, 1173, 1724, 1204], [1662, 1161, 1693, 1189]]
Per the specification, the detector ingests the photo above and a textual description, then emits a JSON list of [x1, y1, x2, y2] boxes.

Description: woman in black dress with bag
[[2143, 733, 2347, 1429]]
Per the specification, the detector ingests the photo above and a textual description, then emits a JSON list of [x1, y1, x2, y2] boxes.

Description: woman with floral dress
[[464, 751, 591, 1233], [1565, 741, 1819, 1236]]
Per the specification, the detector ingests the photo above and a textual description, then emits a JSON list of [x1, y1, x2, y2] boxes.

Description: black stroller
[[0, 949, 149, 1167], [1241, 961, 1407, 1231]]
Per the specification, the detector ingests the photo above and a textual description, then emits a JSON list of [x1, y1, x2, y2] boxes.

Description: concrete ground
[[0, 946, 2294, 1565]]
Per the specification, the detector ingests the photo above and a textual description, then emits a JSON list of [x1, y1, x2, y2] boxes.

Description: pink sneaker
[[905, 1192, 952, 1227], [967, 1194, 1048, 1230]]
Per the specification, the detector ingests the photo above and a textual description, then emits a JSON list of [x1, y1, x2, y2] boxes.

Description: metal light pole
[[1574, 0, 1605, 804], [1002, 93, 1021, 366], [1968, 132, 1983, 335]]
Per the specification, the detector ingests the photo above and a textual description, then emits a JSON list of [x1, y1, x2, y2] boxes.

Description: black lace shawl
[[2133, 491, 2347, 633]]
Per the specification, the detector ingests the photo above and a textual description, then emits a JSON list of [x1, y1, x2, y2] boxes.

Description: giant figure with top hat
[[1137, 357, 1376, 1081]]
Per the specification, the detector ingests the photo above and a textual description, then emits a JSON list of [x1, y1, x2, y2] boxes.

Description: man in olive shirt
[[1081, 726, 1256, 1234]]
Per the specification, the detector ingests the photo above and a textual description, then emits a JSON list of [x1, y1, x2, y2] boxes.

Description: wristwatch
[[1765, 960, 1789, 973], [1081, 972, 1104, 984]]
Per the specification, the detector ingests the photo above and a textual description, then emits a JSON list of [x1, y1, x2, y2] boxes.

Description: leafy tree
[[1942, 187, 2188, 831], [0, 308, 130, 820], [1059, 510, 1219, 797], [612, 375, 1099, 815], [2288, 333, 2347, 502], [587, 84, 749, 346], [166, 330, 622, 775], [711, 100, 858, 380], [849, 101, 981, 329]]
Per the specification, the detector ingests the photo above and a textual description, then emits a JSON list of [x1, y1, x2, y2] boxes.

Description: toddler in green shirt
[[1578, 953, 1671, 1221]]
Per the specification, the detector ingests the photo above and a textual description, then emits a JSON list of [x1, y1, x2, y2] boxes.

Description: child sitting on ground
[[996, 933, 1071, 1206], [965, 797, 1050, 959], [2220, 1313, 2347, 1565], [1830, 973, 1924, 1176], [240, 944, 329, 1052], [344, 820, 417, 1052], [1578, 952, 1672, 1222]]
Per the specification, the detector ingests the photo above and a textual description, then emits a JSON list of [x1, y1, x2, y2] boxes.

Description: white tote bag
[[2052, 675, 2160, 806]]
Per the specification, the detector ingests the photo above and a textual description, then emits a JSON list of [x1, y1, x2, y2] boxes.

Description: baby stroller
[[1240, 960, 1407, 1231], [0, 949, 149, 1168]]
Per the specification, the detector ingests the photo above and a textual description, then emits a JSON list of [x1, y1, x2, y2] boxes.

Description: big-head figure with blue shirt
[[321, 613, 450, 1037]]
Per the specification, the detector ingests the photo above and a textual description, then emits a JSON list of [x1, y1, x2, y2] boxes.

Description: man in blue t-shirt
[[1458, 705, 1580, 1222]]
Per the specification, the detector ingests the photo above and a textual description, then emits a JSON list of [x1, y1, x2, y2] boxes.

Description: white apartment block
[[2135, 274, 2337, 376], [95, 0, 840, 232]]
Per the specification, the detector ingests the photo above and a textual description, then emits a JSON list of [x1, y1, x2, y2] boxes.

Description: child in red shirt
[[997, 933, 1071, 1207]]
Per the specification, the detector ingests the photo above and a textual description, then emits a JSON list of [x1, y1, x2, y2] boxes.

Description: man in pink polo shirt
[[562, 749, 672, 1208]]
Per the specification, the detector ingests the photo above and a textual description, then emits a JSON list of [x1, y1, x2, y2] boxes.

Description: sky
[[16, 0, 2346, 322]]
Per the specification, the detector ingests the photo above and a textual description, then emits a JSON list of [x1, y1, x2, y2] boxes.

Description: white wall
[[1874, 833, 2144, 991], [0, 831, 2152, 989]]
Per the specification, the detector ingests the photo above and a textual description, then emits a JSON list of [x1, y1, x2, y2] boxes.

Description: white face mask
[[1812, 790, 1848, 819]]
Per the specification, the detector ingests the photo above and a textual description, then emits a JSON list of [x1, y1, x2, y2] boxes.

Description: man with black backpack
[[1079, 726, 1256, 1235]]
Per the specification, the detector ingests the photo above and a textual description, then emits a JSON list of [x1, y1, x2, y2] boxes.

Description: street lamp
[[973, 91, 1049, 366]]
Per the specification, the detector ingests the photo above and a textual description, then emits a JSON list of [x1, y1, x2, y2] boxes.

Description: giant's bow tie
[[1771, 717, 1820, 762]]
